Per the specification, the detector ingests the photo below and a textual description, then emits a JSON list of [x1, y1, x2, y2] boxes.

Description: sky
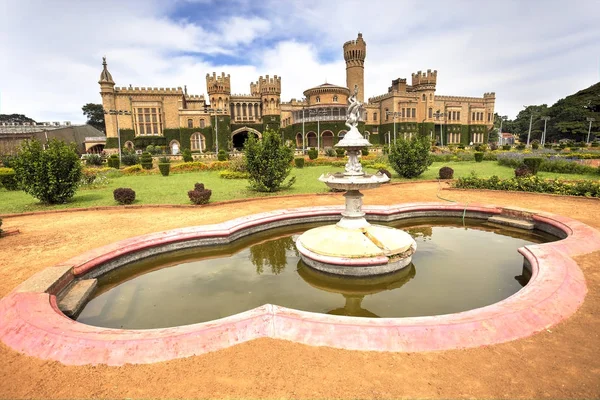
[[0, 0, 599, 124]]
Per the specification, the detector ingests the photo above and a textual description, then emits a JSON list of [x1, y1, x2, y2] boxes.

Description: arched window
[[187, 119, 193, 128], [429, 108, 433, 118], [296, 132, 303, 148], [338, 130, 347, 138], [422, 94, 426, 101], [190, 132, 206, 151], [322, 131, 334, 148], [170, 140, 180, 155], [373, 112, 377, 121], [200, 119, 205, 128], [315, 96, 321, 103], [124, 141, 134, 150], [385, 108, 389, 121], [307, 132, 317, 148], [364, 131, 370, 141], [333, 95, 338, 102]]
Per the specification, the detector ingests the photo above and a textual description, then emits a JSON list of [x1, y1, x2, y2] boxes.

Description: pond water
[[76, 217, 556, 329]]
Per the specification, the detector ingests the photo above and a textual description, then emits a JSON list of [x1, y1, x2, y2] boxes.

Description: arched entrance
[[295, 132, 303, 148], [306, 131, 317, 148], [124, 141, 134, 150], [86, 144, 104, 154], [170, 140, 180, 155], [231, 126, 262, 150], [322, 130, 334, 148]]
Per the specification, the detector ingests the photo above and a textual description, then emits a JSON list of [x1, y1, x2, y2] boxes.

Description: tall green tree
[[244, 129, 294, 192], [512, 105, 549, 143], [82, 103, 105, 132]]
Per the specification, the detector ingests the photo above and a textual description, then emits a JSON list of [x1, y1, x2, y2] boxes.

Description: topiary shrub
[[140, 152, 153, 170], [217, 149, 228, 161], [531, 142, 539, 149], [188, 182, 212, 205], [107, 154, 120, 169], [474, 152, 484, 162], [307, 148, 318, 160], [182, 148, 193, 162], [113, 187, 136, 205], [244, 129, 294, 192], [12, 139, 82, 204], [146, 144, 155, 154], [502, 145, 511, 151], [474, 144, 487, 152], [514, 164, 532, 177], [158, 156, 170, 176], [335, 148, 345, 158], [324, 147, 336, 157], [294, 157, 305, 168], [439, 166, 454, 179], [523, 157, 543, 175], [361, 148, 369, 156], [0, 167, 19, 190], [121, 152, 139, 166], [388, 136, 432, 178], [516, 143, 526, 150]]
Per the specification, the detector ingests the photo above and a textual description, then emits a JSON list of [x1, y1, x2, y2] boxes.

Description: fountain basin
[[1, 203, 597, 366]]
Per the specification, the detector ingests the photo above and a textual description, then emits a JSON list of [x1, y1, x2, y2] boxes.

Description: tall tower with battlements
[[254, 75, 281, 116], [343, 33, 366, 102], [206, 72, 231, 113]]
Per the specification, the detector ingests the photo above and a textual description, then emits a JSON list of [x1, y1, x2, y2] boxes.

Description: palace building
[[99, 33, 495, 154]]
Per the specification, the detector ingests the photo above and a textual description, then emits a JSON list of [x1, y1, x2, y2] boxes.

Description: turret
[[206, 72, 231, 112], [343, 33, 366, 102], [98, 57, 116, 137], [254, 75, 281, 116]]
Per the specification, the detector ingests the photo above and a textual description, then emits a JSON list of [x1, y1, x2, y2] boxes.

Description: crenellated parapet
[[436, 95, 488, 103], [253, 75, 281, 95], [411, 69, 437, 89], [115, 86, 184, 95], [343, 32, 366, 67], [206, 72, 231, 95], [231, 94, 261, 99]]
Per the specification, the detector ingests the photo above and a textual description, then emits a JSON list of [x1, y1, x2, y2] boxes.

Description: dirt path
[[1, 182, 599, 399]]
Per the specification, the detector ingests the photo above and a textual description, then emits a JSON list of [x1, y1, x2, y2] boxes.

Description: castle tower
[[206, 72, 231, 113], [343, 33, 366, 102], [255, 75, 281, 116], [98, 57, 116, 137], [411, 69, 437, 120]]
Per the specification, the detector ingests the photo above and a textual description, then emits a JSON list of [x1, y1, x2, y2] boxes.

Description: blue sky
[[0, 0, 599, 123]]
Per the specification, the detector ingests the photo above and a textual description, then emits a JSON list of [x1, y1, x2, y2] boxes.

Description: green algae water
[[76, 217, 556, 329]]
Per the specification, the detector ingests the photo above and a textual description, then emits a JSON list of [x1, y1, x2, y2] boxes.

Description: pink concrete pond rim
[[1, 202, 598, 366]]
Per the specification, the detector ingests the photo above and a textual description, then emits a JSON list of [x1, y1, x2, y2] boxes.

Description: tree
[[82, 103, 105, 132], [388, 135, 432, 178], [512, 105, 549, 143], [12, 139, 82, 204], [0, 114, 36, 124], [244, 129, 294, 192]]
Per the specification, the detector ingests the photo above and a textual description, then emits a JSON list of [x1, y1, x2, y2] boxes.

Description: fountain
[[295, 85, 417, 276]]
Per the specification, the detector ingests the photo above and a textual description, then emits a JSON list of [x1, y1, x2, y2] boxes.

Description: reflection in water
[[249, 236, 297, 275], [297, 262, 416, 317], [404, 226, 433, 241]]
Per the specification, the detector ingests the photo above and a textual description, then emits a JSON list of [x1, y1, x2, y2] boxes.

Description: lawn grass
[[0, 161, 597, 214]]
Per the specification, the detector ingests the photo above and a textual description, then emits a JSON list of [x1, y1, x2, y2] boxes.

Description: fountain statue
[[295, 85, 417, 276]]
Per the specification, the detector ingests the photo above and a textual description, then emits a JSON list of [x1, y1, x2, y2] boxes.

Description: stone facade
[[99, 33, 495, 152]]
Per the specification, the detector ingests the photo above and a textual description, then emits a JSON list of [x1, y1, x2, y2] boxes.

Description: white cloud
[[0, 0, 599, 123]]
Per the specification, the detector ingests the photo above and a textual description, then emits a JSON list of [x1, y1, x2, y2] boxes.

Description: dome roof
[[99, 57, 114, 84], [303, 82, 350, 96]]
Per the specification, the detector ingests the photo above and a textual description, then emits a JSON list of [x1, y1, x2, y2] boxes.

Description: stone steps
[[58, 279, 97, 318], [487, 216, 535, 230]]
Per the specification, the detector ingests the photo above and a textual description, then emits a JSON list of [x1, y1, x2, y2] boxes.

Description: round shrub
[[502, 145, 511, 151], [146, 145, 155, 154], [324, 147, 336, 157], [13, 139, 82, 204], [388, 136, 432, 179], [474, 152, 484, 162], [85, 154, 103, 166], [294, 157, 305, 168], [439, 166, 454, 179], [516, 143, 526, 150], [140, 152, 153, 170], [474, 144, 487, 152], [335, 148, 345, 158], [113, 188, 136, 205], [361, 148, 369, 156], [188, 182, 212, 205], [514, 164, 532, 177], [307, 148, 318, 160], [217, 149, 228, 161], [523, 157, 543, 175], [0, 167, 19, 190], [531, 142, 539, 150], [107, 154, 120, 169], [182, 148, 193, 162]]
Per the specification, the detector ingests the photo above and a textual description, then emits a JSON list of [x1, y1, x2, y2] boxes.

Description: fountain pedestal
[[295, 90, 416, 276]]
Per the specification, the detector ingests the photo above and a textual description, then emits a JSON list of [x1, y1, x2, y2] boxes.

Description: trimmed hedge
[[217, 150, 228, 161], [107, 154, 120, 169], [523, 157, 543, 175], [113, 188, 136, 205], [218, 170, 249, 179], [0, 167, 19, 190], [474, 152, 484, 162], [515, 164, 532, 177], [294, 157, 305, 168], [307, 148, 318, 160], [455, 174, 600, 197], [140, 152, 153, 170]]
